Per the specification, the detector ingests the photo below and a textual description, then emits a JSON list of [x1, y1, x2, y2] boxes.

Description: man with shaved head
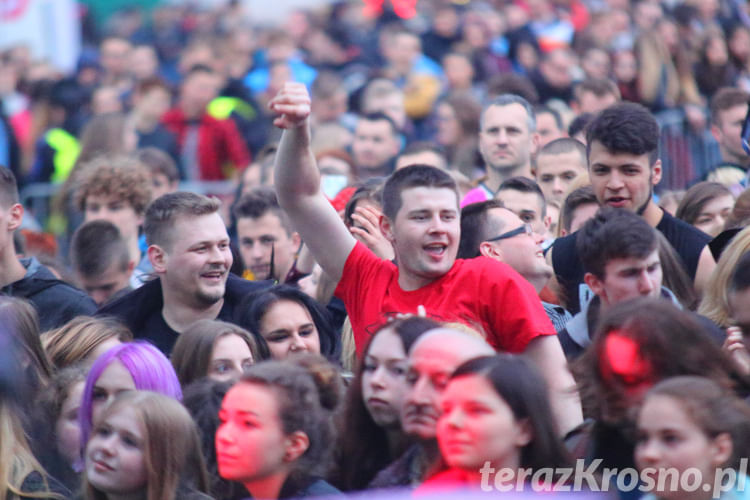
[[371, 328, 494, 488]]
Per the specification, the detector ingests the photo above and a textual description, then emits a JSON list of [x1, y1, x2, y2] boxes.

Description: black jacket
[[1, 257, 96, 331], [97, 274, 269, 355]]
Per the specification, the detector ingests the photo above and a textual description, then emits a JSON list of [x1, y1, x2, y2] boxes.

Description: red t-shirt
[[335, 242, 556, 356]]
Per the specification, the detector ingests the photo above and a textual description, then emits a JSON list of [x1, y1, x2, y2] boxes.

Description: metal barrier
[[655, 108, 722, 191]]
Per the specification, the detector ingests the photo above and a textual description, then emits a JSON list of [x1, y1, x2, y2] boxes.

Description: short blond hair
[[143, 191, 221, 248]]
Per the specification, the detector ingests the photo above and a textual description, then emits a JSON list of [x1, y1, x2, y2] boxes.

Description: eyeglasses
[[485, 224, 533, 242]]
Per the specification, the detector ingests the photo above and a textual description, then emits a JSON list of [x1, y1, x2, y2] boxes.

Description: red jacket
[[162, 108, 250, 180]]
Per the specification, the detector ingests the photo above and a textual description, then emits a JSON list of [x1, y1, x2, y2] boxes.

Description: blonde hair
[[0, 402, 64, 500], [698, 226, 750, 327], [42, 316, 133, 370], [84, 391, 209, 500]]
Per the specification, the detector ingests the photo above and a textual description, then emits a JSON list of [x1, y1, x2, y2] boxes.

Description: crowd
[[3, 0, 750, 499]]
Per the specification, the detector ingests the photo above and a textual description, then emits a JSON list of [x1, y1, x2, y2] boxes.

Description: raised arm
[[270, 83, 356, 282]]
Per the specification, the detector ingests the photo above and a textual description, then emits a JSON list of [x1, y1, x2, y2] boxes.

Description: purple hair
[[78, 341, 182, 454]]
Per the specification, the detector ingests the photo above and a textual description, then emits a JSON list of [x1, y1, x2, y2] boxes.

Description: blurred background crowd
[[2, 0, 750, 220]]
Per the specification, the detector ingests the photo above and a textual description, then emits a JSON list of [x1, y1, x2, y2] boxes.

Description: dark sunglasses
[[485, 224, 532, 242]]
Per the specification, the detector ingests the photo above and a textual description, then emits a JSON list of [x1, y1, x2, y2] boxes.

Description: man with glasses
[[496, 176, 551, 240], [458, 199, 571, 331]]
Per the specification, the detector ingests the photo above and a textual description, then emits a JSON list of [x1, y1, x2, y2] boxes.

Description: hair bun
[[292, 354, 344, 411]]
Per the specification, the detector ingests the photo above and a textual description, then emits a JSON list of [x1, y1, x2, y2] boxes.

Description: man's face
[[389, 33, 420, 71], [581, 49, 611, 80], [443, 53, 474, 89], [535, 112, 564, 147], [79, 262, 131, 306], [130, 46, 158, 80], [541, 50, 574, 89], [364, 93, 406, 130], [496, 188, 547, 235], [479, 103, 538, 174], [586, 249, 662, 306], [134, 87, 171, 122], [312, 91, 347, 123], [485, 208, 551, 283], [588, 140, 661, 214], [237, 212, 297, 281], [713, 103, 748, 162], [535, 150, 586, 204], [351, 118, 400, 172], [382, 187, 459, 291], [156, 213, 233, 308], [402, 336, 472, 440], [100, 39, 131, 77], [0, 202, 22, 255], [181, 72, 220, 115], [84, 195, 142, 242], [577, 90, 619, 114], [150, 173, 177, 202]]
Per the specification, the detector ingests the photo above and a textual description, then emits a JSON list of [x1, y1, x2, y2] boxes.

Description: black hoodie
[[1, 257, 96, 331], [97, 273, 269, 355]]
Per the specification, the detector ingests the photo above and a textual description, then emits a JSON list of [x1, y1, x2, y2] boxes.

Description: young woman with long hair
[[83, 391, 212, 500]]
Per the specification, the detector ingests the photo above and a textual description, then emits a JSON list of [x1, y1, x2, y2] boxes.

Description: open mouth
[[201, 270, 225, 281], [606, 197, 629, 207], [424, 243, 447, 257]]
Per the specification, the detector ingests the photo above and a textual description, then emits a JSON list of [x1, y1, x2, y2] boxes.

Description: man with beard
[[547, 102, 716, 315], [99, 192, 268, 354]]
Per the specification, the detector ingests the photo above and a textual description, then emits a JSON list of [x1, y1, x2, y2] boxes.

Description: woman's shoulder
[[18, 470, 71, 499], [280, 475, 342, 498], [299, 478, 341, 497]]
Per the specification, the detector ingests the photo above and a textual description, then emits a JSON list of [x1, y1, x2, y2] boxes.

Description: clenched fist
[[268, 82, 311, 129]]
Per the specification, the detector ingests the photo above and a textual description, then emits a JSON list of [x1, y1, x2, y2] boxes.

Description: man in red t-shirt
[[270, 82, 582, 435]]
